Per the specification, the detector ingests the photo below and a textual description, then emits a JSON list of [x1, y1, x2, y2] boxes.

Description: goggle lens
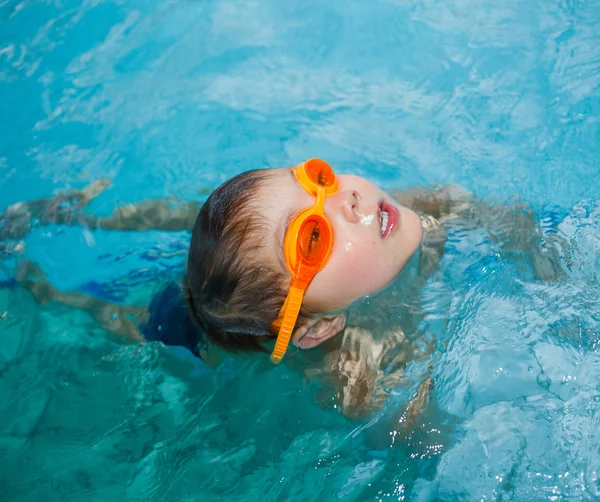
[[304, 158, 336, 188], [298, 216, 331, 264]]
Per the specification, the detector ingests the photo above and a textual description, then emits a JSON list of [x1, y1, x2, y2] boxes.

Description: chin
[[400, 207, 423, 249]]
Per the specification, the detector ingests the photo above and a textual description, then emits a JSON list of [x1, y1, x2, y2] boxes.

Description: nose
[[326, 189, 361, 223]]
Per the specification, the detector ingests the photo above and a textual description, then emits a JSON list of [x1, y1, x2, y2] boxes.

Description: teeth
[[379, 210, 388, 235]]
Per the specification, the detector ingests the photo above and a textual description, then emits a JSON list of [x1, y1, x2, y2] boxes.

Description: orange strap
[[270, 286, 304, 364]]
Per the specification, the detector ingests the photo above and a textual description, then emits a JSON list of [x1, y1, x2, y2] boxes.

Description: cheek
[[336, 234, 379, 273], [314, 234, 394, 299]]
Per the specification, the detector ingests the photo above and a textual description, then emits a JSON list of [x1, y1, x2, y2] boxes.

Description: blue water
[[1, 0, 599, 500]]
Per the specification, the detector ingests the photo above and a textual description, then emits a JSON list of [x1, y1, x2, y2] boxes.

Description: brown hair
[[184, 169, 307, 353]]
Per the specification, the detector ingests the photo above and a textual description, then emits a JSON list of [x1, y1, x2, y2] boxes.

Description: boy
[[2, 159, 563, 420]]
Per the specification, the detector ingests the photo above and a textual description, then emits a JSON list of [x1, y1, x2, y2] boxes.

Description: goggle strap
[[271, 295, 290, 332], [270, 286, 304, 364]]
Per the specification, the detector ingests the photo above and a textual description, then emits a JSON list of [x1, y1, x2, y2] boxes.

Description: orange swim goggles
[[270, 158, 338, 364]]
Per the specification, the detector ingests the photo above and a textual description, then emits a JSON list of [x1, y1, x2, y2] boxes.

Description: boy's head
[[184, 161, 423, 358]]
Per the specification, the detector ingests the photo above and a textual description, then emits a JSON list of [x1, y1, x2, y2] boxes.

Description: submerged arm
[[87, 198, 202, 232], [391, 185, 472, 278], [15, 261, 147, 343], [14, 261, 217, 365], [468, 198, 566, 280], [1, 179, 204, 240], [0, 179, 111, 241], [394, 184, 565, 280], [392, 184, 474, 222]]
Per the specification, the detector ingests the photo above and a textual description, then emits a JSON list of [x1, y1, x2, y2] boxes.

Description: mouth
[[378, 201, 399, 239]]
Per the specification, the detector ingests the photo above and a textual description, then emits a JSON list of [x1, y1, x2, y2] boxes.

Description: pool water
[[1, 0, 599, 500]]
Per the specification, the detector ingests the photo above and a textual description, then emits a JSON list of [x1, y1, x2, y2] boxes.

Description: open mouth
[[378, 201, 399, 238], [379, 208, 389, 235]]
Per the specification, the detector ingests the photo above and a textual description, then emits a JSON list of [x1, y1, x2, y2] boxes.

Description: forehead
[[256, 166, 310, 219], [258, 166, 293, 199], [251, 167, 314, 273]]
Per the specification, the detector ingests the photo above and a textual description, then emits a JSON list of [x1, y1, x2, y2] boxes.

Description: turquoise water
[[1, 0, 600, 499]]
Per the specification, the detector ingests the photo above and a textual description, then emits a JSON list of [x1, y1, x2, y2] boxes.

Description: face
[[259, 167, 423, 313]]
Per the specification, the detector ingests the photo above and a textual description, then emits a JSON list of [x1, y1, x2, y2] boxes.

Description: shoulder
[[143, 281, 207, 357]]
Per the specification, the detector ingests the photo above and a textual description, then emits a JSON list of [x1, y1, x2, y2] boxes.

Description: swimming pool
[[1, 0, 599, 499]]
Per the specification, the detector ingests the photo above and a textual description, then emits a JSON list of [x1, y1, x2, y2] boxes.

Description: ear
[[292, 313, 346, 350]]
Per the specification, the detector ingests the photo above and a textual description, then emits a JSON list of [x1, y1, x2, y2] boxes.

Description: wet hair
[[184, 169, 305, 353]]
